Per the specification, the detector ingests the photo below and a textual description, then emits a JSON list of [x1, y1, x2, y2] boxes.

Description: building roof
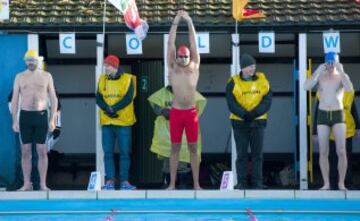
[[1, 0, 360, 32]]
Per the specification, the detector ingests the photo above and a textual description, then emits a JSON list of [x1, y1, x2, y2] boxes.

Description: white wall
[[49, 65, 96, 93], [53, 98, 96, 153], [199, 97, 231, 153], [48, 65, 96, 153], [198, 64, 230, 92]]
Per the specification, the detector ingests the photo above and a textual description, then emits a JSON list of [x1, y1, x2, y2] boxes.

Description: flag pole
[[235, 20, 239, 72], [95, 0, 108, 186], [231, 19, 240, 186], [102, 0, 107, 60]]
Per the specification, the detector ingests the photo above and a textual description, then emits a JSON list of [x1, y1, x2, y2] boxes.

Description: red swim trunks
[[169, 107, 199, 144]]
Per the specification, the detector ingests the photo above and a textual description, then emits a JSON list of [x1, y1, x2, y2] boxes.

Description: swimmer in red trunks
[[167, 10, 201, 190]]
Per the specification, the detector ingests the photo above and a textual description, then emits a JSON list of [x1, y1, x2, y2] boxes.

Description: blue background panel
[[0, 34, 27, 186]]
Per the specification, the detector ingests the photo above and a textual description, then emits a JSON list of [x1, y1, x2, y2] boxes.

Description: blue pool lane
[[0, 199, 360, 214]]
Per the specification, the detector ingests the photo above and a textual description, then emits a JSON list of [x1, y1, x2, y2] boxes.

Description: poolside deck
[[1, 190, 360, 200]]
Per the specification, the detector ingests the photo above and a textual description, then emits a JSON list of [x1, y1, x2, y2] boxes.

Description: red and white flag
[[109, 0, 148, 40]]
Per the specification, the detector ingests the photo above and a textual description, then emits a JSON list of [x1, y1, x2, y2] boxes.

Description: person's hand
[[161, 108, 170, 120], [315, 64, 326, 77], [105, 106, 118, 118], [52, 127, 61, 139], [356, 129, 360, 139], [243, 112, 255, 122], [181, 11, 192, 22], [177, 10, 186, 16], [49, 119, 56, 132], [334, 62, 344, 73], [177, 10, 189, 20], [105, 106, 115, 115], [108, 113, 119, 118], [312, 135, 318, 144], [12, 121, 19, 132]]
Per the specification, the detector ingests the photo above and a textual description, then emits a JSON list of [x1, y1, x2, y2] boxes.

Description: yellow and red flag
[[232, 0, 265, 21]]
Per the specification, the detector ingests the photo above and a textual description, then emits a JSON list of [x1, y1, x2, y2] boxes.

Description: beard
[[27, 64, 37, 71]]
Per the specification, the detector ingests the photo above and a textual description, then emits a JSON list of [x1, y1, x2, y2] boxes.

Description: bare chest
[[20, 75, 48, 92], [171, 67, 199, 85], [318, 75, 342, 91]]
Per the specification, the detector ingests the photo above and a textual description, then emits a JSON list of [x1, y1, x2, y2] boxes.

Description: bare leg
[[18, 143, 33, 191], [317, 125, 331, 190], [332, 123, 347, 190], [168, 143, 181, 190], [36, 144, 49, 190], [188, 143, 201, 190]]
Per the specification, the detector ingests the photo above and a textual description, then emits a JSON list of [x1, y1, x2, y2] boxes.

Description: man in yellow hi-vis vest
[[148, 86, 207, 189], [226, 53, 272, 189], [96, 55, 136, 190]]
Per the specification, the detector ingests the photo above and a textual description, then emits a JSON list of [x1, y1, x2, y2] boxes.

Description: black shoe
[[161, 173, 170, 189], [251, 182, 265, 189], [6, 182, 23, 191], [252, 184, 263, 189]]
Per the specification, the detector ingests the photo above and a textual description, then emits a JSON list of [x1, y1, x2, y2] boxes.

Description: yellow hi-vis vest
[[148, 88, 207, 163], [317, 91, 356, 140], [98, 73, 136, 126], [229, 72, 270, 121]]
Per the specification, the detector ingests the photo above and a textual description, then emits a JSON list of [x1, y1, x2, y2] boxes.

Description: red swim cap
[[177, 45, 190, 57], [104, 55, 120, 68]]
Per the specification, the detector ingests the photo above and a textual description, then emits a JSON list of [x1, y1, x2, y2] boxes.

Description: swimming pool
[[0, 199, 359, 221]]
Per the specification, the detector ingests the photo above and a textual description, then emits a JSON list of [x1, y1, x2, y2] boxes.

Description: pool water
[[1, 213, 360, 221], [0, 199, 359, 221]]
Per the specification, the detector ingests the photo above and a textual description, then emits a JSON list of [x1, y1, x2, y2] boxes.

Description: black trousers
[[329, 137, 352, 189], [233, 127, 264, 188]]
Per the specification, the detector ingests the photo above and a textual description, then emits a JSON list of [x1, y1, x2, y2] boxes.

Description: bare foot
[[17, 184, 33, 191], [40, 186, 50, 191], [194, 185, 202, 190], [319, 185, 330, 190], [166, 185, 175, 190], [338, 183, 347, 191]]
